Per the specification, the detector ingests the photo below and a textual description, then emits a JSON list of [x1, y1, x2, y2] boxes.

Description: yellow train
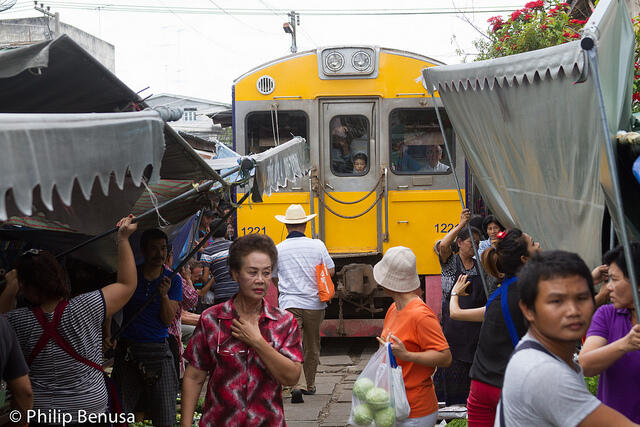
[[232, 46, 467, 336]]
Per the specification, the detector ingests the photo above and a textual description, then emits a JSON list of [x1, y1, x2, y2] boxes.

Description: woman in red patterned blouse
[[181, 234, 303, 427]]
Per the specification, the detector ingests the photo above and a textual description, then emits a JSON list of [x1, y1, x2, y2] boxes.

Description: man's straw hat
[[275, 204, 317, 224], [373, 246, 420, 293]]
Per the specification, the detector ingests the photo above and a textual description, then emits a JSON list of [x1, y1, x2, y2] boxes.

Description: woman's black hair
[[518, 250, 594, 312], [603, 242, 640, 281], [481, 228, 528, 278], [228, 234, 278, 273], [482, 215, 504, 235], [457, 226, 482, 243], [469, 215, 485, 237], [16, 251, 69, 304]]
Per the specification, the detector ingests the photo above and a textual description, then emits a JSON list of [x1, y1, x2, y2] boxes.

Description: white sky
[[3, 0, 523, 103]]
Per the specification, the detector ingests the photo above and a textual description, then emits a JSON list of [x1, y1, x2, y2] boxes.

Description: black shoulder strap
[[499, 340, 555, 427], [512, 340, 555, 358]]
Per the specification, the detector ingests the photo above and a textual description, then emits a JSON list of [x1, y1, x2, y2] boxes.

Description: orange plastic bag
[[316, 263, 335, 302]]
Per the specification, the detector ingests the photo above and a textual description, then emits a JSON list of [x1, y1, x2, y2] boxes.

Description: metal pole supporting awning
[[581, 1, 640, 315], [421, 0, 639, 310]]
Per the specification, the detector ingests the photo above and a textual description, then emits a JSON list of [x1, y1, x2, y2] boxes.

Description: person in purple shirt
[[580, 242, 640, 423]]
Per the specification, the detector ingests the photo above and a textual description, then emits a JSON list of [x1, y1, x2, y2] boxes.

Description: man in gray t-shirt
[[498, 251, 638, 427], [498, 333, 599, 426]]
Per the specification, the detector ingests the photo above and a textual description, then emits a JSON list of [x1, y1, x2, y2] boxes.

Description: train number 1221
[[241, 226, 266, 235], [434, 223, 458, 233]]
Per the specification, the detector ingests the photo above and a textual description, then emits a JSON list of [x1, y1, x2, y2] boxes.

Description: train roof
[[234, 46, 446, 84]]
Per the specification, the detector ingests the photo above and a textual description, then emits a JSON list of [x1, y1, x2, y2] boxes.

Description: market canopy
[[0, 34, 311, 271], [422, 0, 634, 267], [0, 111, 164, 224], [0, 34, 233, 237], [0, 34, 219, 183], [205, 136, 310, 197]]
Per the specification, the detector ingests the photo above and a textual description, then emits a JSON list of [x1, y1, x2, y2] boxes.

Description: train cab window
[[389, 109, 455, 175], [330, 115, 370, 176], [245, 110, 308, 154]]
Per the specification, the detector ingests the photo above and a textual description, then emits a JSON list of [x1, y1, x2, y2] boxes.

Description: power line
[[3, 3, 37, 12], [157, 0, 233, 51], [452, 0, 490, 39], [255, 2, 318, 49], [205, 0, 281, 35], [256, 0, 285, 18], [298, 25, 318, 48], [33, 2, 520, 16]]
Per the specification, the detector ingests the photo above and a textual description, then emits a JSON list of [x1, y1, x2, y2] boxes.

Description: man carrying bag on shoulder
[[272, 204, 335, 404]]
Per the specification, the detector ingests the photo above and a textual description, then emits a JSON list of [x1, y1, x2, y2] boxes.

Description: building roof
[[148, 93, 230, 109], [208, 109, 232, 128]]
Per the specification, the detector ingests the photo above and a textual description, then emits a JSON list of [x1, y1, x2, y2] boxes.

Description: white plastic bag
[[388, 346, 410, 421], [349, 343, 409, 426]]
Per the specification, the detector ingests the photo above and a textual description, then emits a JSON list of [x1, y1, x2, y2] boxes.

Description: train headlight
[[317, 47, 378, 79], [325, 51, 345, 72], [351, 51, 372, 71]]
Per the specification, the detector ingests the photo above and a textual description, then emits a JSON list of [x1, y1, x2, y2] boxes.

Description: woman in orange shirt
[[374, 246, 453, 426]]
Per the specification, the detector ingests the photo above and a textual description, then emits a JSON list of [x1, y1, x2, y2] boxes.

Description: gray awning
[[0, 111, 165, 226], [252, 137, 309, 196], [0, 34, 222, 183], [423, 41, 584, 92], [422, 0, 634, 267], [0, 35, 310, 270], [0, 35, 138, 113], [204, 137, 310, 195]]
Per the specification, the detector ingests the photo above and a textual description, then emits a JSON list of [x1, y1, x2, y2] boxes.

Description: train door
[[319, 100, 381, 255]]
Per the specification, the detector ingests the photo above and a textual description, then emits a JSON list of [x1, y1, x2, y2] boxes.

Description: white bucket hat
[[373, 246, 420, 293], [275, 204, 318, 224]]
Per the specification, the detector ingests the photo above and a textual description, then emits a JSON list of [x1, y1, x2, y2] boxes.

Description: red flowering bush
[[632, 17, 640, 112], [475, 1, 586, 60], [475, 1, 640, 112]]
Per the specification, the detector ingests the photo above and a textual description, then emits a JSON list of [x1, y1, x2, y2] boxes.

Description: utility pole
[[33, 1, 59, 39], [282, 10, 299, 53]]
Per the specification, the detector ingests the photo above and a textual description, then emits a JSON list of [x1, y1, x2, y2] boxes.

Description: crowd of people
[[374, 208, 640, 426], [1, 203, 640, 427], [0, 203, 332, 426]]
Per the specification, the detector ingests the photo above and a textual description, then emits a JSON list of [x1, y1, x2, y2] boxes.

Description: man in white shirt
[[425, 144, 450, 173], [273, 204, 335, 404], [498, 250, 638, 427]]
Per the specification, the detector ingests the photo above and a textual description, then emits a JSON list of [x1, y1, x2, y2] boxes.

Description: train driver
[[425, 145, 450, 173]]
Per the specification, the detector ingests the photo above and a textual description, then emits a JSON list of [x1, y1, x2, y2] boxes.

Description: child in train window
[[352, 152, 368, 175]]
